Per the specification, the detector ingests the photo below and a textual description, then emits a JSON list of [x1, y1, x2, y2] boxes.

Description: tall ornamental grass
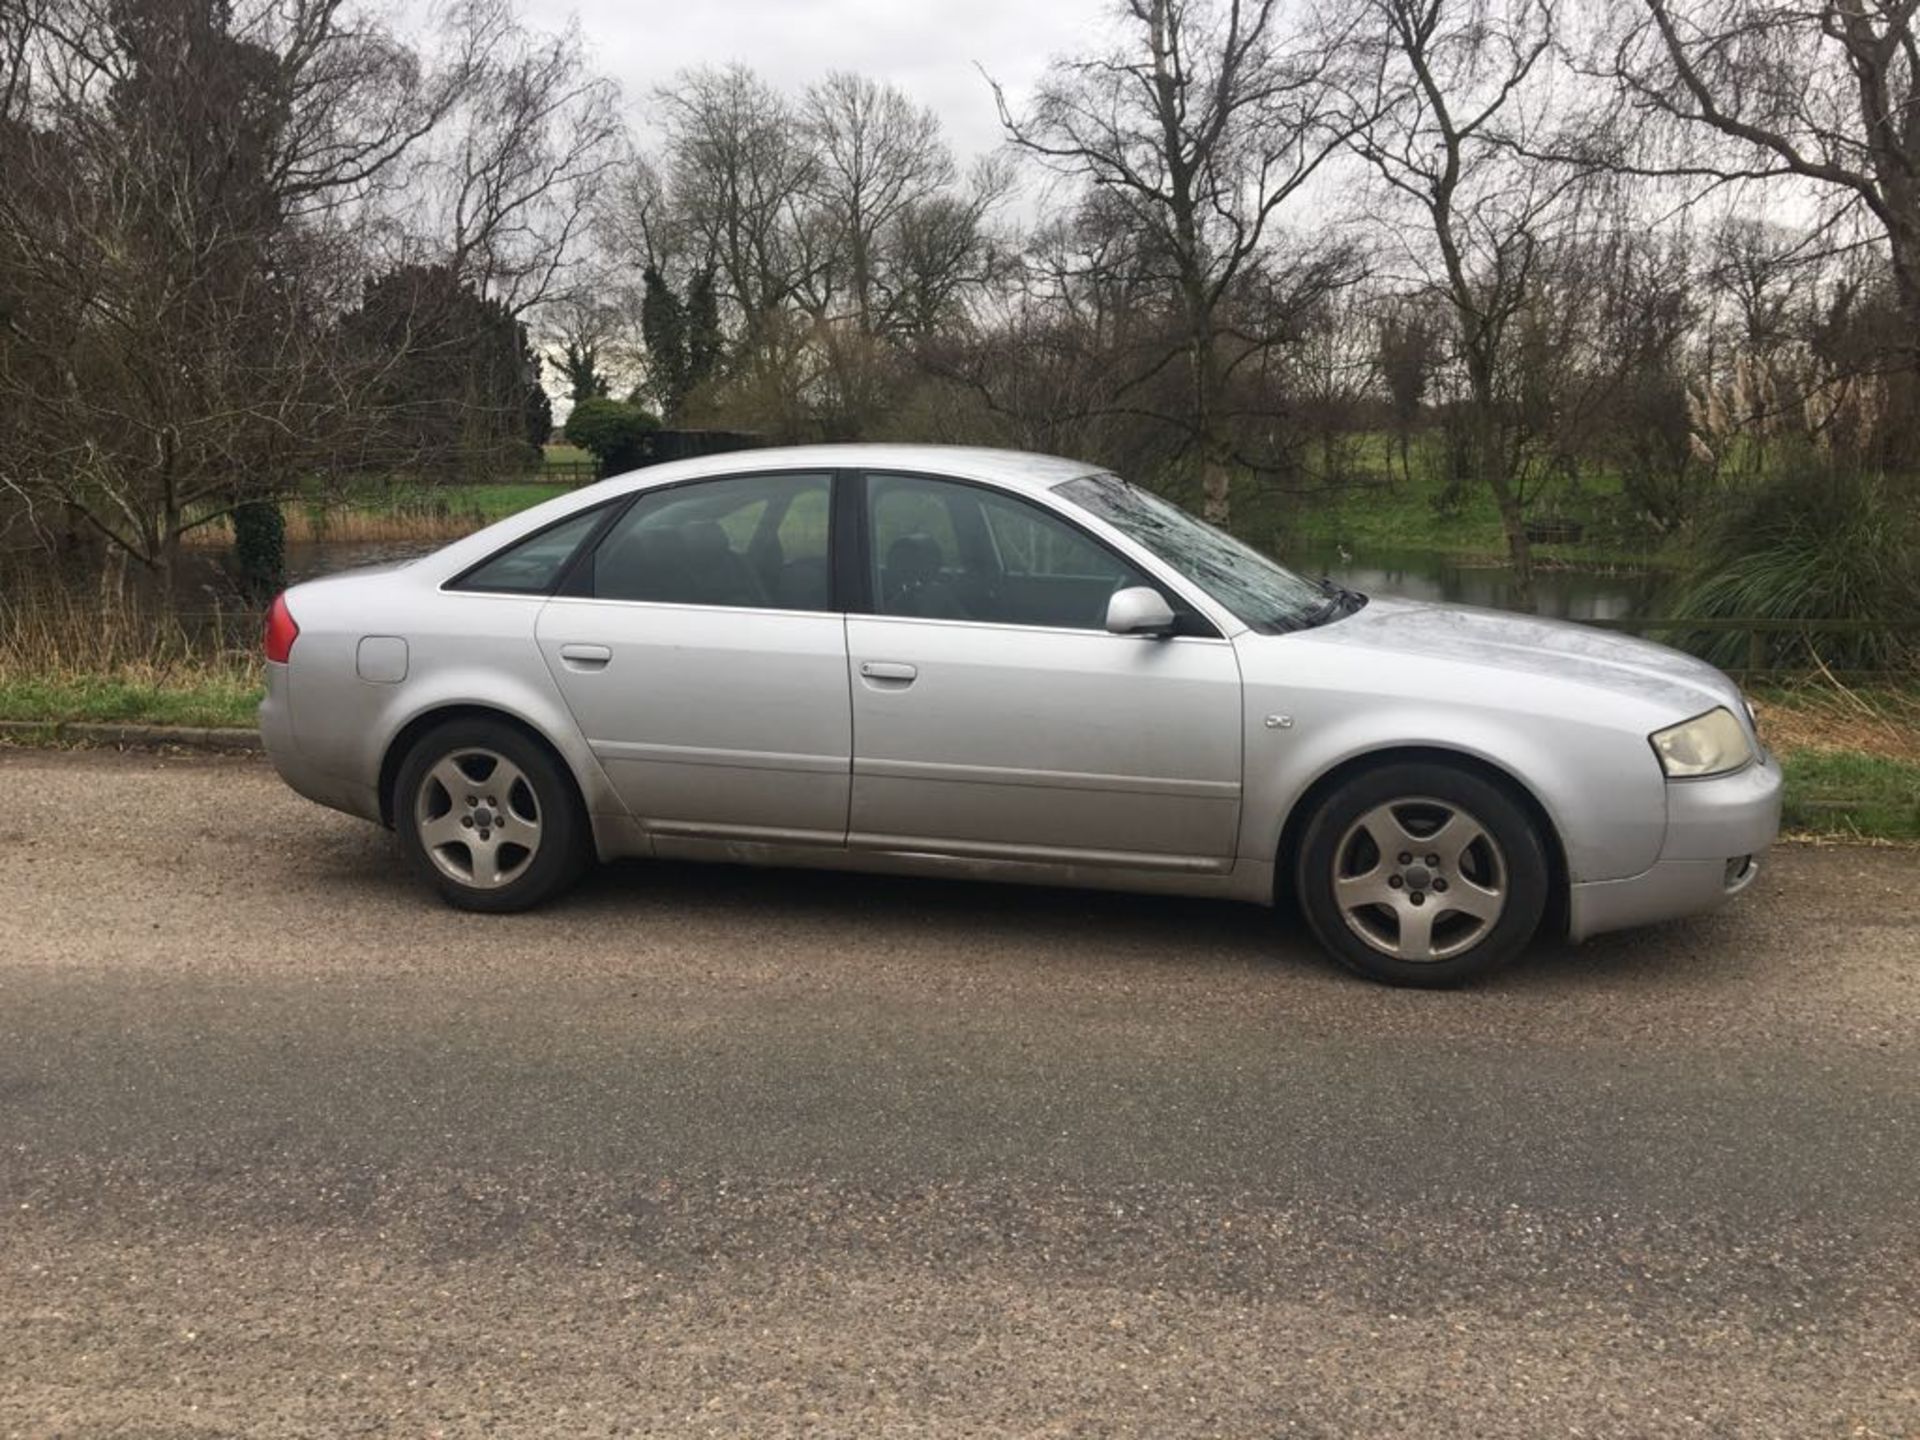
[[1664, 461, 1918, 673]]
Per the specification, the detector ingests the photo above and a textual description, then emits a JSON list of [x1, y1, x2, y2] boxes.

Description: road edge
[[0, 719, 263, 753]]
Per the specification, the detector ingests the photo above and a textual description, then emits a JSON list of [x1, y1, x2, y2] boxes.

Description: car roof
[[596, 444, 1103, 497]]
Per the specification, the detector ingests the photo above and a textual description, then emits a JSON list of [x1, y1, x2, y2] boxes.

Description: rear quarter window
[[448, 508, 607, 595]]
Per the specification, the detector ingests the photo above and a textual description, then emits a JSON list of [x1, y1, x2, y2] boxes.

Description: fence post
[[1745, 627, 1768, 678]]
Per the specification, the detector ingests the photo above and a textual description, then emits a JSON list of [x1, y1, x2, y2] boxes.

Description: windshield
[[1057, 473, 1358, 633]]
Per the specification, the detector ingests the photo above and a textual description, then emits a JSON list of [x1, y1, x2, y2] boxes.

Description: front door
[[847, 471, 1243, 870], [536, 470, 850, 846]]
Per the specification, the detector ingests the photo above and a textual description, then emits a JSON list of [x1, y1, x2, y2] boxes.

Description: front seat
[[883, 534, 966, 619]]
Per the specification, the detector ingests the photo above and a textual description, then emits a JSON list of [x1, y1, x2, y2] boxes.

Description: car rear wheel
[[394, 718, 590, 913], [1296, 761, 1549, 986]]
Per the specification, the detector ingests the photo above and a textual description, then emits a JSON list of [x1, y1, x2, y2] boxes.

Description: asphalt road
[[1, 747, 1916, 1438]]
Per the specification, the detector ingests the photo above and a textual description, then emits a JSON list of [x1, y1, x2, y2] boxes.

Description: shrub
[[563, 398, 661, 476], [1663, 456, 1919, 672], [230, 499, 286, 600]]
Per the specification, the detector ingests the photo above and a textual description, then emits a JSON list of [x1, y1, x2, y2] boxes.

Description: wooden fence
[[537, 461, 597, 487]]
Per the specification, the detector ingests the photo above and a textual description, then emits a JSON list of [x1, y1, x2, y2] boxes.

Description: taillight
[[263, 592, 299, 664]]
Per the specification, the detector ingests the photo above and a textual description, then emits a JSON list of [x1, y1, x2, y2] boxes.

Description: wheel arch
[[1271, 745, 1570, 937], [378, 703, 590, 831]]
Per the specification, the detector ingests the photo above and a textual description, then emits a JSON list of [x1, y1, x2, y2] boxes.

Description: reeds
[[0, 581, 258, 685], [1752, 679, 1920, 763], [180, 497, 495, 549]]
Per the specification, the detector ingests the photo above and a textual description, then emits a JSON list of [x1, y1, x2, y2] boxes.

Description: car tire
[[1295, 761, 1549, 987], [393, 718, 591, 913]]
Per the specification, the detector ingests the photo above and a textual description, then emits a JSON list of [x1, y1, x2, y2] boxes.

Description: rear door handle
[[859, 661, 917, 684], [559, 643, 613, 671]]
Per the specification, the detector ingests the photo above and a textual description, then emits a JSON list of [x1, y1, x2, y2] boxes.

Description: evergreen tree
[[687, 266, 724, 395], [340, 264, 548, 474], [550, 341, 610, 404], [639, 265, 690, 420]]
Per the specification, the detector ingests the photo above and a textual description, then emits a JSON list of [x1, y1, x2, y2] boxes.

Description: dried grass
[[181, 504, 489, 548], [0, 584, 259, 685], [1751, 680, 1920, 762]]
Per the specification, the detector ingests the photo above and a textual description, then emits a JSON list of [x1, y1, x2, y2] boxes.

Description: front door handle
[[559, 642, 613, 671], [859, 661, 917, 684]]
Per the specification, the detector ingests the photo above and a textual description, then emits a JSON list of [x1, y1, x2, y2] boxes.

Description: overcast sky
[[538, 0, 1119, 164]]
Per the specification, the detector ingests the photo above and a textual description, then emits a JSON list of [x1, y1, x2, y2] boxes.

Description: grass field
[[1238, 439, 1678, 570], [1116, 431, 1674, 571]]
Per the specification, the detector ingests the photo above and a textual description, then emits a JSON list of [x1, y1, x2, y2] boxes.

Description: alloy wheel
[[413, 748, 543, 889], [1331, 796, 1508, 962]]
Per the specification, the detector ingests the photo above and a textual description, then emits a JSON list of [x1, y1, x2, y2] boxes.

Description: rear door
[[535, 470, 850, 847], [847, 471, 1243, 871]]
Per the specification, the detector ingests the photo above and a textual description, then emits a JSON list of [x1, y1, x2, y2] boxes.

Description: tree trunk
[[1188, 298, 1231, 526], [1466, 361, 1535, 613], [1200, 449, 1232, 526], [1488, 471, 1535, 614], [156, 502, 183, 616]]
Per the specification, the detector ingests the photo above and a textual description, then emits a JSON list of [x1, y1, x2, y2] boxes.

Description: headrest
[[886, 533, 942, 582]]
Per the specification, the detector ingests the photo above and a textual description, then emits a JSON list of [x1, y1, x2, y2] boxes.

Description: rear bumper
[[259, 663, 382, 824], [1567, 753, 1782, 942]]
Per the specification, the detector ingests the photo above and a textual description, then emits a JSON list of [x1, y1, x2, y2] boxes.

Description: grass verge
[[1753, 682, 1920, 842], [0, 673, 263, 730], [1777, 750, 1920, 843]]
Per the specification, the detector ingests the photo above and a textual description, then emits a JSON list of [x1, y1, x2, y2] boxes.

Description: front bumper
[[1567, 752, 1782, 942]]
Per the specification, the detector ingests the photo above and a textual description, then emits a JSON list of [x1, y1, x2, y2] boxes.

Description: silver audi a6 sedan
[[261, 444, 1780, 985]]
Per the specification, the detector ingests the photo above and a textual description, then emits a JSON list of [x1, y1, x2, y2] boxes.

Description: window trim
[[851, 468, 1223, 639]]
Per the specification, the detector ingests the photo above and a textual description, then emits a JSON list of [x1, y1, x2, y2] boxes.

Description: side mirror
[[1105, 585, 1177, 636]]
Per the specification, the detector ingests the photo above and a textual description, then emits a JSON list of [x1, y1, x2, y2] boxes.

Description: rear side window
[[589, 472, 833, 611], [449, 508, 606, 594]]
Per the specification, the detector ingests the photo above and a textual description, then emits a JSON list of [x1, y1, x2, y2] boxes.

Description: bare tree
[[656, 66, 818, 385], [1349, 0, 1576, 607], [802, 71, 954, 335], [1707, 218, 1819, 356], [1595, 0, 1920, 375], [885, 158, 1013, 341], [0, 0, 41, 122], [426, 0, 622, 317], [993, 0, 1360, 522], [1377, 298, 1443, 482], [541, 295, 627, 402], [0, 0, 579, 598]]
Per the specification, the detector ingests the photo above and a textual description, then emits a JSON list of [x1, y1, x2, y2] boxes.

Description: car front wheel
[[394, 719, 590, 912], [1296, 761, 1549, 986]]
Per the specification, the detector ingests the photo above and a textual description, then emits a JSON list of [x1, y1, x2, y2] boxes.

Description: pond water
[[1283, 543, 1662, 621], [174, 537, 1666, 621]]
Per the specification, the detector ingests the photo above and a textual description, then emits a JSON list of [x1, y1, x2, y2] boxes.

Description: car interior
[[591, 475, 832, 611], [869, 473, 1153, 630], [471, 469, 1200, 632]]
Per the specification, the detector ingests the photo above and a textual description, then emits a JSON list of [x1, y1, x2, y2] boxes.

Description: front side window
[[451, 507, 607, 594], [1057, 473, 1353, 633], [865, 473, 1154, 630], [590, 472, 833, 611]]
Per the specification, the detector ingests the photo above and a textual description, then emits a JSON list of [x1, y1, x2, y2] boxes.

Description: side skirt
[[622, 829, 1274, 904]]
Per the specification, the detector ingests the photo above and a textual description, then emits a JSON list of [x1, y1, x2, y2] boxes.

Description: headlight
[[1649, 707, 1753, 778]]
